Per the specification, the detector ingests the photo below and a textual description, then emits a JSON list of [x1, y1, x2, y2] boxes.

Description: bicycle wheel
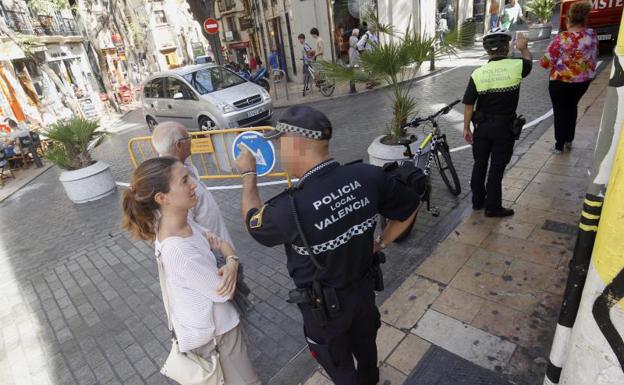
[[319, 77, 335, 97], [434, 144, 461, 196]]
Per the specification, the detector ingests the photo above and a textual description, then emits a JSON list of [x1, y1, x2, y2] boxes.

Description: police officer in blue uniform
[[235, 106, 421, 385]]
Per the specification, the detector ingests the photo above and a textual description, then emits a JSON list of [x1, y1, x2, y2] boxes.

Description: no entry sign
[[203, 18, 219, 35]]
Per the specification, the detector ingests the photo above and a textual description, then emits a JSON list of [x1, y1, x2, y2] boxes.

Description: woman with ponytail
[[121, 157, 260, 385]]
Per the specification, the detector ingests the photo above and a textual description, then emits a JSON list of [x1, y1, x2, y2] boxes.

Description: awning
[[228, 41, 250, 49], [0, 41, 26, 61]]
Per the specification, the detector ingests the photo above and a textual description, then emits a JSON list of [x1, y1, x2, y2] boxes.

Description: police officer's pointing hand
[[235, 144, 256, 172]]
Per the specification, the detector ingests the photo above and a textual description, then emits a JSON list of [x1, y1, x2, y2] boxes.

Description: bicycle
[[388, 99, 462, 241], [301, 60, 336, 97]]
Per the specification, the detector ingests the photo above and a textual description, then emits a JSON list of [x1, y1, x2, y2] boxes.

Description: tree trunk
[[187, 0, 224, 64], [39, 64, 85, 118]]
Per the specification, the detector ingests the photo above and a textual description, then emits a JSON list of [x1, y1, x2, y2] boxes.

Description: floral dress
[[540, 29, 599, 83]]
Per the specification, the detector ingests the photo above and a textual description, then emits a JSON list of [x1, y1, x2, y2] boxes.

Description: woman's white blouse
[[155, 222, 239, 352]]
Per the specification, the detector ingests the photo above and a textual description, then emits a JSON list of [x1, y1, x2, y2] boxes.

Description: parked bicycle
[[387, 99, 462, 241], [301, 60, 336, 97]]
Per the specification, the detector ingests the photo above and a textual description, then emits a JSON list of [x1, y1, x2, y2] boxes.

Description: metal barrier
[[127, 126, 291, 186]]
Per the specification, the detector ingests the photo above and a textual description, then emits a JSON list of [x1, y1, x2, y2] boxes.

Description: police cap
[[263, 106, 332, 141]]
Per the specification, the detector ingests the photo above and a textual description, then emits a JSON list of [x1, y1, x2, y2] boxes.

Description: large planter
[[59, 161, 116, 203], [527, 23, 553, 41], [367, 135, 420, 167]]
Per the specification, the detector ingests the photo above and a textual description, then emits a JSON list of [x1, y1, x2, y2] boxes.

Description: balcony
[[3, 10, 34, 34], [2, 10, 80, 37], [35, 13, 80, 36]]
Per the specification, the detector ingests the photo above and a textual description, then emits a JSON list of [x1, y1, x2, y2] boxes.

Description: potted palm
[[525, 0, 558, 41], [45, 117, 116, 203], [320, 11, 472, 166]]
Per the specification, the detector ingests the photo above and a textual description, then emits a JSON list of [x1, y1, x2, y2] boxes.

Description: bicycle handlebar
[[404, 99, 461, 128]]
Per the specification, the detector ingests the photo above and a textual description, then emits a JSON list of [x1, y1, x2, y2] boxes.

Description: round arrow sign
[[232, 131, 276, 177], [203, 18, 219, 35]]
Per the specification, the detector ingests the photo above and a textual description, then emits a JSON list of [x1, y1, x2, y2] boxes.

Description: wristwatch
[[226, 255, 239, 264], [375, 235, 386, 250]]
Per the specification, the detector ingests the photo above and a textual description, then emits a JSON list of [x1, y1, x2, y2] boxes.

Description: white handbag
[[156, 247, 225, 385]]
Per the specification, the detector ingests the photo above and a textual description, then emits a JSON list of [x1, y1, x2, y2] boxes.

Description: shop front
[[227, 41, 250, 65]]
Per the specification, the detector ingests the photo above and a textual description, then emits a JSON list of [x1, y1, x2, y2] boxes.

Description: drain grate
[[541, 220, 577, 236]]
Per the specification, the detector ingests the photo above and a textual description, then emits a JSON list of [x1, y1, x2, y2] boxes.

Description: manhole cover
[[542, 220, 577, 236]]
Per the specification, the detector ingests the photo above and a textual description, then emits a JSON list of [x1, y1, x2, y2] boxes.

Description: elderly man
[[151, 121, 232, 243], [152, 121, 247, 303]]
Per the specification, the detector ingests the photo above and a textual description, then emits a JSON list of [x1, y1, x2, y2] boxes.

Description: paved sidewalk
[[303, 57, 610, 385]]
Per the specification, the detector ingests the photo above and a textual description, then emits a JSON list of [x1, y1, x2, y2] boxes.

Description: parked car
[[142, 64, 273, 132], [195, 55, 213, 64]]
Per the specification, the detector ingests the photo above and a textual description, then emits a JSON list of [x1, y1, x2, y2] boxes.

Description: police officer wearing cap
[[463, 27, 532, 217], [235, 106, 420, 385]]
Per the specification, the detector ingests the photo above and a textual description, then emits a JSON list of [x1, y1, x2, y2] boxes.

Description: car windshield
[[182, 67, 246, 94]]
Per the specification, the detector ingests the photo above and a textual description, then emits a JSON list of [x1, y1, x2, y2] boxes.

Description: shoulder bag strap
[[287, 192, 325, 273]]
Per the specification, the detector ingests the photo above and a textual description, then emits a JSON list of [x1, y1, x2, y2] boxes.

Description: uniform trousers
[[471, 119, 515, 211], [549, 80, 591, 151], [299, 278, 381, 385], [193, 325, 261, 385]]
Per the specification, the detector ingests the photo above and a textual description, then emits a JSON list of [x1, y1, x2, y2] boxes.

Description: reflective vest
[[471, 58, 523, 94]]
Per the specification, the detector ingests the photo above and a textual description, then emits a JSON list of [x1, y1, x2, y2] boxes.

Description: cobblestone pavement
[[0, 40, 609, 385]]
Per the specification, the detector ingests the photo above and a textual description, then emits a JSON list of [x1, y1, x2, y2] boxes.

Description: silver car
[[142, 64, 273, 131]]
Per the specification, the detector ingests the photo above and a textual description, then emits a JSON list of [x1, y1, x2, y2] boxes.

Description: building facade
[[0, 0, 103, 126]]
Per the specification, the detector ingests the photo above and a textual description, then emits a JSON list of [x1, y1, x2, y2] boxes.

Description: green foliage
[[27, 0, 68, 15], [525, 0, 559, 24], [44, 118, 108, 170]]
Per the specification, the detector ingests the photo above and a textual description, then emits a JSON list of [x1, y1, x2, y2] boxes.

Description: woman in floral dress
[[540, 1, 598, 154]]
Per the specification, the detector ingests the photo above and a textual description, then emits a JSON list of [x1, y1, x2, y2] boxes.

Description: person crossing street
[[462, 28, 532, 217]]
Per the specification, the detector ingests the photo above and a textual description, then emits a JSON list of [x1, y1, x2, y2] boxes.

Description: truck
[[560, 0, 624, 48]]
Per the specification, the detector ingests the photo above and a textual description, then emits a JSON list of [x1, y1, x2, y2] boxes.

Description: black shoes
[[485, 207, 515, 218], [473, 203, 484, 210]]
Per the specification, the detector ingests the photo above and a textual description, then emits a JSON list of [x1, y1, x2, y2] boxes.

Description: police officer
[[235, 106, 420, 385], [462, 28, 532, 217]]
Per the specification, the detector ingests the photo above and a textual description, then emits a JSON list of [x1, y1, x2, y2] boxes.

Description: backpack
[[382, 161, 428, 200]]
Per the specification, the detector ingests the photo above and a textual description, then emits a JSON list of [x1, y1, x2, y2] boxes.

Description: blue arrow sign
[[232, 131, 276, 177]]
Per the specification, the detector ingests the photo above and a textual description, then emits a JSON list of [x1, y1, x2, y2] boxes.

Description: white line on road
[[116, 179, 297, 190], [449, 109, 554, 153]]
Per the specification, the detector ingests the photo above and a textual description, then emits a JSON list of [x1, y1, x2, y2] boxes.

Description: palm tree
[[44, 117, 108, 170], [319, 10, 473, 144]]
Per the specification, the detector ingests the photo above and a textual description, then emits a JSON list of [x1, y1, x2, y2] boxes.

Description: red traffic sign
[[203, 18, 219, 35]]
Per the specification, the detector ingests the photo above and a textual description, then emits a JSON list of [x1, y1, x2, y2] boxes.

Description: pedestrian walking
[[235, 106, 421, 385], [310, 27, 325, 61], [489, 0, 501, 30], [462, 28, 533, 218], [121, 157, 261, 385], [348, 28, 360, 67], [540, 1, 598, 154], [151, 121, 251, 314]]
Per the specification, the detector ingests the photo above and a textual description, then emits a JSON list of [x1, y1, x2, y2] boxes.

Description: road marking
[[449, 109, 554, 153]]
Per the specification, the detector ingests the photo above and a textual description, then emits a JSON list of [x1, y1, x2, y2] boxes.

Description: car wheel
[[146, 116, 157, 133], [199, 116, 216, 131]]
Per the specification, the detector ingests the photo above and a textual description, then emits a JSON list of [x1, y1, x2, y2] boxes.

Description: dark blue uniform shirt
[[246, 159, 420, 289]]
